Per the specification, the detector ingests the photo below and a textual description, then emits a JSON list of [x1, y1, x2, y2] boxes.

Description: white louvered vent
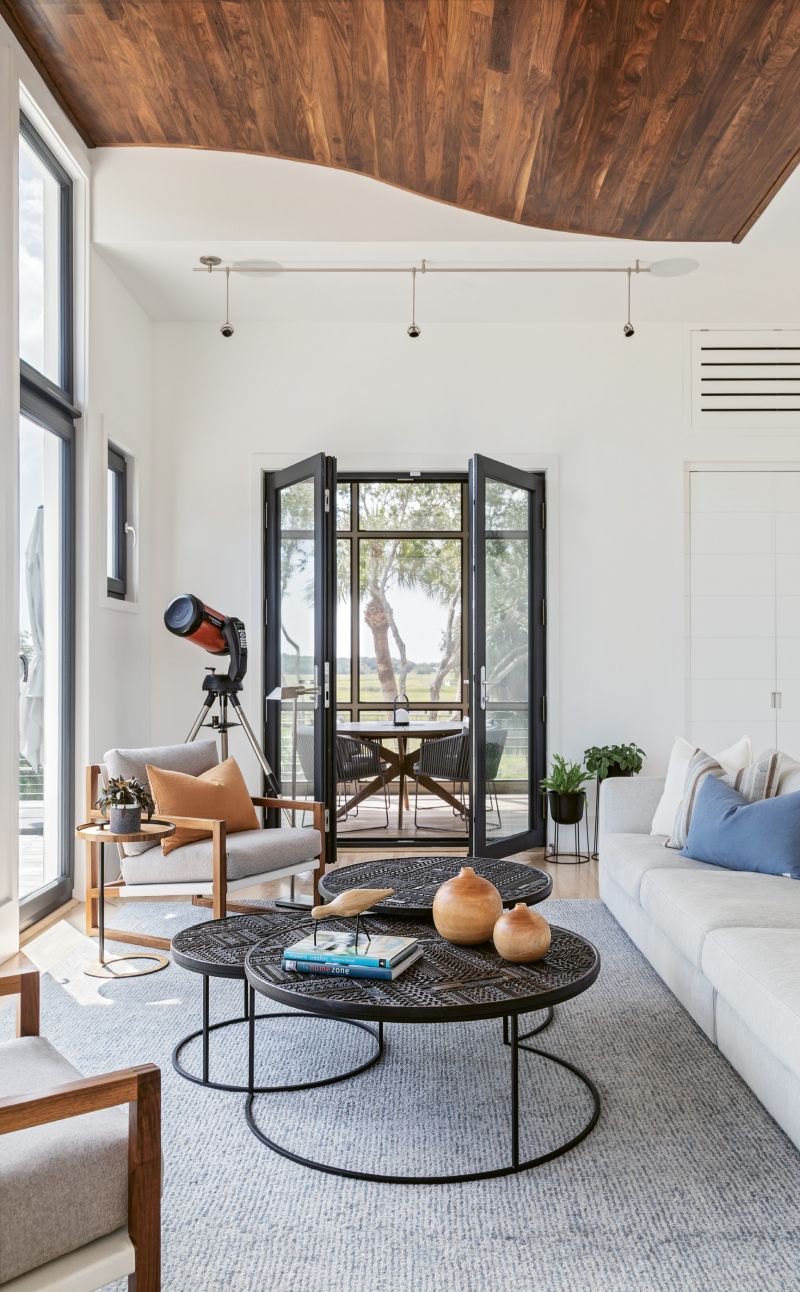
[[690, 329, 800, 431]]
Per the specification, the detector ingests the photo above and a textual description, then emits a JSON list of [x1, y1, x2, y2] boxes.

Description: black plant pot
[[547, 790, 585, 826], [602, 763, 634, 781]]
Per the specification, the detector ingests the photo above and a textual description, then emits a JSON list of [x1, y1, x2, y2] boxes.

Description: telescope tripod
[[186, 670, 282, 800]]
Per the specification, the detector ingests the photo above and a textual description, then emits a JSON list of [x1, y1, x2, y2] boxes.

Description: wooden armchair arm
[[0, 956, 40, 1037], [0, 1064, 159, 1135], [250, 796, 324, 815]]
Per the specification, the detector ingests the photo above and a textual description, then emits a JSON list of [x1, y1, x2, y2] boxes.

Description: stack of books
[[282, 930, 421, 981]]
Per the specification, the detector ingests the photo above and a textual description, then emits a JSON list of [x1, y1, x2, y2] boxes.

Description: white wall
[[148, 317, 800, 800]]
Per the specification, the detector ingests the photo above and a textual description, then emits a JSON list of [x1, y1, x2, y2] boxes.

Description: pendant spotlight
[[407, 261, 424, 338], [220, 267, 234, 338], [623, 259, 639, 338]]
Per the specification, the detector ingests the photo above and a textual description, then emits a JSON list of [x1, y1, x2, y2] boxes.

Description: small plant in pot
[[540, 755, 592, 825], [584, 742, 646, 782], [95, 776, 155, 835]]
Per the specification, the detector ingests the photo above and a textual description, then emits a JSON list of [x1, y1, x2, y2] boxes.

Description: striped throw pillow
[[666, 749, 783, 850]]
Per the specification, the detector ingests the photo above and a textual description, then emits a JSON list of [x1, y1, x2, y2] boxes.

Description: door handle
[[323, 661, 331, 710], [480, 665, 488, 711]]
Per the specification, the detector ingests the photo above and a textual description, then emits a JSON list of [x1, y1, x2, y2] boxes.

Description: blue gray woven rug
[[4, 898, 799, 1292]]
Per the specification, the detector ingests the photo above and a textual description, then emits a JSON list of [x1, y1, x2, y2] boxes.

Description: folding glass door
[[263, 455, 337, 860], [469, 455, 546, 856]]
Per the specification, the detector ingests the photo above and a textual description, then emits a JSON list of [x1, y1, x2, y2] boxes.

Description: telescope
[[164, 593, 279, 796]]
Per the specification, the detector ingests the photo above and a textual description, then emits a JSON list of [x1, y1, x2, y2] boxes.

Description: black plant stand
[[544, 800, 591, 866]]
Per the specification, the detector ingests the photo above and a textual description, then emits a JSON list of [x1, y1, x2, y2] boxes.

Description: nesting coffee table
[[319, 854, 553, 916], [244, 909, 601, 1183], [171, 911, 383, 1093]]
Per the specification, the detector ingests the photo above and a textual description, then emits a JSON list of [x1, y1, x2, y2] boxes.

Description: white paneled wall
[[689, 470, 800, 756]]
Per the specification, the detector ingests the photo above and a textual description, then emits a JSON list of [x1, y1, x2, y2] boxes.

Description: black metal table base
[[245, 1007, 600, 1184], [172, 974, 383, 1094], [544, 815, 592, 865]]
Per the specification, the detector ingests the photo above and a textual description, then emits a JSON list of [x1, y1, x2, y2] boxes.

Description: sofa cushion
[[682, 776, 800, 879], [640, 868, 800, 967], [666, 748, 781, 850], [650, 735, 751, 836], [601, 831, 709, 902], [103, 741, 219, 856], [0, 1037, 128, 1284], [703, 928, 800, 1081], [120, 825, 322, 885]]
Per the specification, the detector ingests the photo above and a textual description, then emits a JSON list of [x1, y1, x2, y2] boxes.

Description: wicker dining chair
[[336, 735, 391, 828], [413, 728, 508, 830]]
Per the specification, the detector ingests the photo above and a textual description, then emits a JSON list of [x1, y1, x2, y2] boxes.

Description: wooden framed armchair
[[0, 960, 160, 1290], [85, 742, 325, 954]]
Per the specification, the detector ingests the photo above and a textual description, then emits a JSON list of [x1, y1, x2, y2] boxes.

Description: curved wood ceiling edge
[[5, 0, 800, 244]]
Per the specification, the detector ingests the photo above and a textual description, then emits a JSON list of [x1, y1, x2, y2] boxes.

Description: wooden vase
[[432, 866, 503, 945], [492, 902, 551, 963]]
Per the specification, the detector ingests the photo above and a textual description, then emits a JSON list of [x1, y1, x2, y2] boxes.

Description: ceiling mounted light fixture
[[220, 267, 234, 338], [623, 261, 636, 338], [407, 261, 424, 338], [648, 257, 700, 278]]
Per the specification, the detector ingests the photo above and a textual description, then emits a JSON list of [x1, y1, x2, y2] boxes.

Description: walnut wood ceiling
[[6, 0, 800, 242]]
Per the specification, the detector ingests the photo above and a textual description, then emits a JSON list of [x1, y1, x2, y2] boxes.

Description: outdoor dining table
[[336, 720, 466, 828]]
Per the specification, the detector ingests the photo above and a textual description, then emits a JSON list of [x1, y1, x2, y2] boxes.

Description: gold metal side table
[[77, 820, 176, 978]]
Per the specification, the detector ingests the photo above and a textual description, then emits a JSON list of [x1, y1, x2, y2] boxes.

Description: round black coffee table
[[170, 911, 382, 1093], [319, 854, 552, 917], [244, 911, 600, 1184]]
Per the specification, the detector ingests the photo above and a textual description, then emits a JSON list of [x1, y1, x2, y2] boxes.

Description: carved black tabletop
[[171, 910, 309, 980], [319, 855, 552, 918], [244, 911, 599, 1025]]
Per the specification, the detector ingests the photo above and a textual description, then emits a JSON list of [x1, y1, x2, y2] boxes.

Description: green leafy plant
[[94, 776, 154, 818], [583, 743, 646, 780], [540, 755, 591, 795]]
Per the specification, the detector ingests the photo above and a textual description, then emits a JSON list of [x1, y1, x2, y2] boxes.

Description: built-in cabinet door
[[689, 469, 800, 757], [264, 454, 337, 862], [469, 455, 546, 856]]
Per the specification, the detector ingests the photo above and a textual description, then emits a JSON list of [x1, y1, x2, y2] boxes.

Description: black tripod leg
[[186, 693, 215, 743]]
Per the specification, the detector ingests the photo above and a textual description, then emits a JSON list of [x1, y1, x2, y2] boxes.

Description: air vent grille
[[690, 330, 800, 431]]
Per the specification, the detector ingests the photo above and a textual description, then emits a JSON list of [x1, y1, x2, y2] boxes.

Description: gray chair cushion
[[120, 826, 322, 886], [103, 741, 219, 856], [0, 1037, 128, 1284]]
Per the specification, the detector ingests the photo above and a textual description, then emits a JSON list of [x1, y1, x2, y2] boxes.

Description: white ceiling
[[93, 147, 800, 327]]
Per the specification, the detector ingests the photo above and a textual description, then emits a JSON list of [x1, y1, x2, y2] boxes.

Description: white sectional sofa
[[599, 775, 800, 1152]]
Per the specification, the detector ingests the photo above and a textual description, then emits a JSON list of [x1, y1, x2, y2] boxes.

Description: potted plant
[[584, 742, 646, 782], [540, 755, 592, 825], [95, 776, 155, 835]]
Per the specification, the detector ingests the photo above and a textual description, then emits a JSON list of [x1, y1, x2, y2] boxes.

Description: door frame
[[253, 451, 560, 845]]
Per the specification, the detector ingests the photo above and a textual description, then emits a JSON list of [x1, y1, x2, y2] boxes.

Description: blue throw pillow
[[682, 775, 800, 878]]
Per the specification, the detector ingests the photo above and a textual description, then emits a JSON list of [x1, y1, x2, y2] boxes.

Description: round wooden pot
[[492, 901, 551, 963], [432, 865, 503, 945]]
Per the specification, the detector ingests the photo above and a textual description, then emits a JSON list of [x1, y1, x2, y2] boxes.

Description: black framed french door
[[469, 455, 546, 856], [263, 455, 337, 861]]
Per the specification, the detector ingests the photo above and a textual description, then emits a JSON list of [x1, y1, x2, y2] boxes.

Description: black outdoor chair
[[413, 731, 470, 831], [413, 727, 508, 831], [336, 735, 391, 829]]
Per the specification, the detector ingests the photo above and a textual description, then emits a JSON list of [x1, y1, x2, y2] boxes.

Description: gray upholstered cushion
[[120, 826, 322, 886], [601, 831, 709, 902], [103, 741, 219, 856], [639, 868, 800, 967], [0, 1037, 128, 1284], [703, 928, 800, 1080]]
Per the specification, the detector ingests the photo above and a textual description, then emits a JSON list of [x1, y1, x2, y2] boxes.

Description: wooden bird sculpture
[[311, 888, 395, 920]]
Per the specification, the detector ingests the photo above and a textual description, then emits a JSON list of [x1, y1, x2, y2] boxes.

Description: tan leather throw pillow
[[146, 756, 259, 855]]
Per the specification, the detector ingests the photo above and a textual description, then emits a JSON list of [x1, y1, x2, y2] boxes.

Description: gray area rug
[[3, 898, 799, 1292]]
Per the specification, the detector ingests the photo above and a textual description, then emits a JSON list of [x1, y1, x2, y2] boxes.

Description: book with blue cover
[[283, 931, 418, 969], [282, 945, 422, 981]]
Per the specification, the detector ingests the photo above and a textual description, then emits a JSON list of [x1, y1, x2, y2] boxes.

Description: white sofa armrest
[[599, 776, 665, 838]]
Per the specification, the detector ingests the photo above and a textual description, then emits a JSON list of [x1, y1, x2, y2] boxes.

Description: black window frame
[[18, 111, 78, 932], [106, 444, 128, 600]]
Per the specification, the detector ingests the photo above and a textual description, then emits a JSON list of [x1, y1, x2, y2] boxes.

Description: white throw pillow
[[773, 751, 800, 796], [650, 735, 751, 836]]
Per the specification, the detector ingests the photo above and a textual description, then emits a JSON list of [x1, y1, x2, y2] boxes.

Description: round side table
[[76, 821, 175, 978]]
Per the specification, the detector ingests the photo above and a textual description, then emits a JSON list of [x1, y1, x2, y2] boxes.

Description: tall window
[[17, 113, 76, 929], [334, 479, 468, 726], [107, 444, 128, 599]]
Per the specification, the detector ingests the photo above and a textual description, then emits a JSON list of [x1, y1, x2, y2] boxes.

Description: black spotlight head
[[220, 323, 234, 338], [407, 323, 421, 339], [623, 322, 635, 338]]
